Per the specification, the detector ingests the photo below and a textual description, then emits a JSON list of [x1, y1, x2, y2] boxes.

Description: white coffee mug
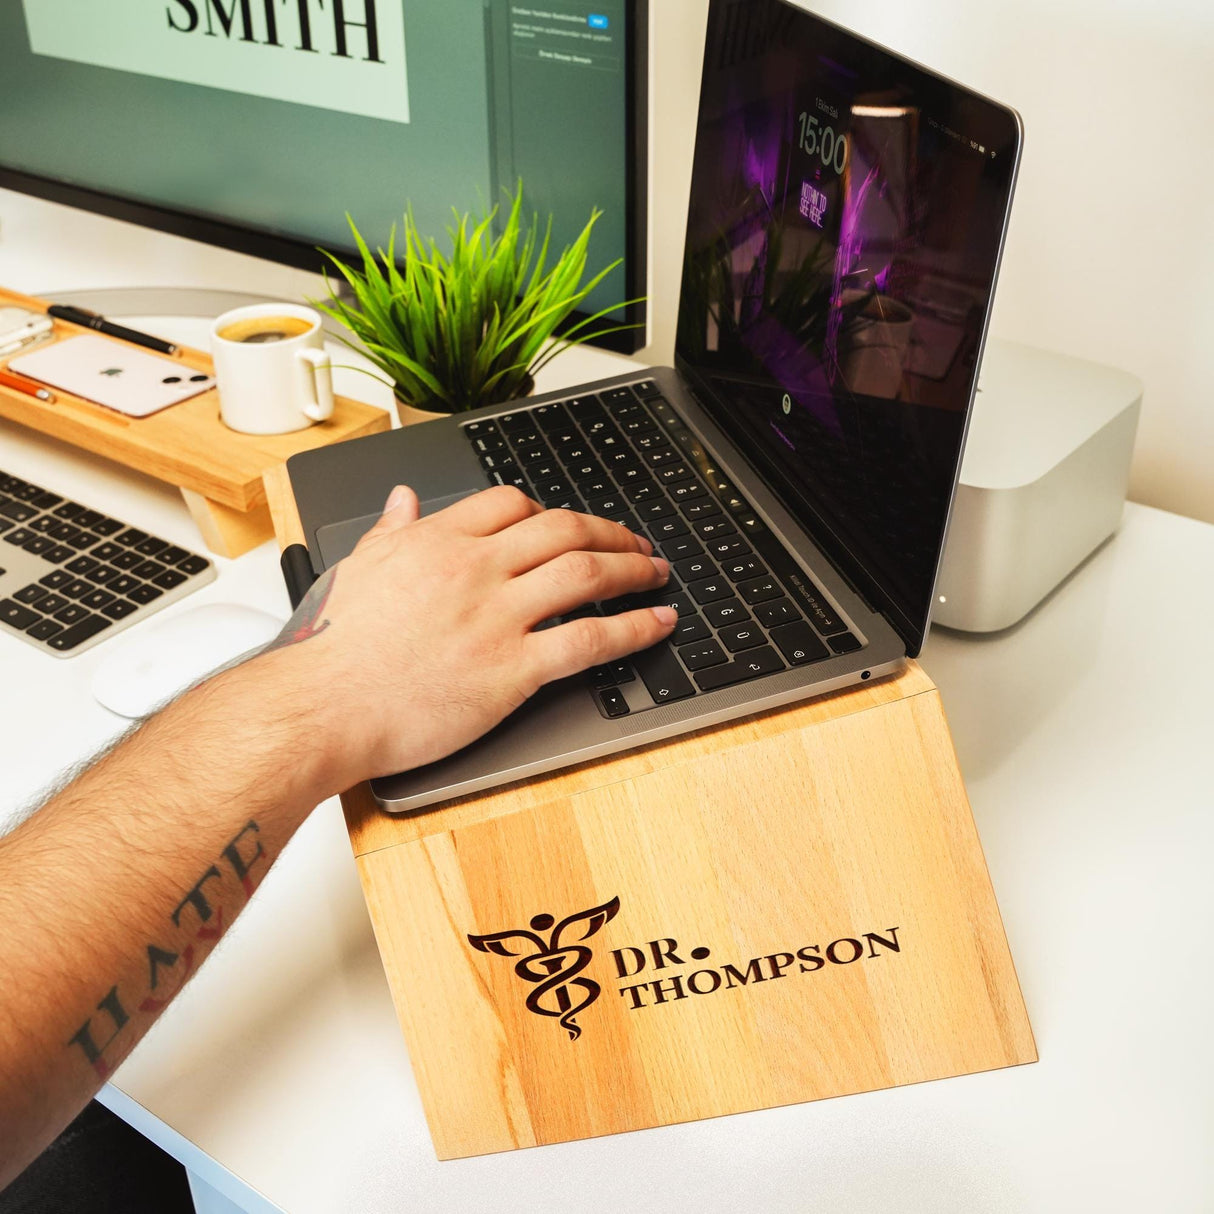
[[211, 303, 334, 435]]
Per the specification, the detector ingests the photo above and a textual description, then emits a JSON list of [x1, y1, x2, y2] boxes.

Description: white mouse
[[91, 603, 286, 720]]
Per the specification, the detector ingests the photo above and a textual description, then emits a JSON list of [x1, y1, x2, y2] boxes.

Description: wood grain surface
[[343, 663, 935, 854], [357, 679, 1035, 1158], [0, 286, 388, 512], [266, 406, 1036, 1161]]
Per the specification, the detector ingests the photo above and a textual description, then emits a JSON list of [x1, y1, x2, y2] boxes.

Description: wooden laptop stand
[[0, 287, 389, 558], [265, 466, 1036, 1160]]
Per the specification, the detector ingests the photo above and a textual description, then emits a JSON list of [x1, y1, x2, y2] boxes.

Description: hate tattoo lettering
[[66, 820, 267, 1077]]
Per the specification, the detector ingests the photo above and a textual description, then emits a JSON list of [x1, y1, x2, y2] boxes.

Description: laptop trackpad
[[315, 490, 480, 568]]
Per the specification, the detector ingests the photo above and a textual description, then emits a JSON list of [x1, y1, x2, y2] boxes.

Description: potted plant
[[315, 184, 639, 422]]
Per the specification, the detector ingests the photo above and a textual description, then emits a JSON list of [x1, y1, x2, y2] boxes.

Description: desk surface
[[2, 323, 1211, 1212]]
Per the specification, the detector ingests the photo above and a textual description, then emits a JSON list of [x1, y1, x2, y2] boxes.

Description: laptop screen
[[675, 0, 1021, 655]]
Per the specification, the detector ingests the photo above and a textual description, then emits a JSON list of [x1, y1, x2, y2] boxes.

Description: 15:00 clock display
[[796, 111, 849, 175]]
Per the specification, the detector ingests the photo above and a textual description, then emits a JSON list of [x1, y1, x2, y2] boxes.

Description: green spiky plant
[[315, 185, 641, 413]]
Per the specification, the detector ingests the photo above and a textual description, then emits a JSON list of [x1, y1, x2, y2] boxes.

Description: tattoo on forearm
[[223, 821, 267, 898], [171, 866, 223, 932], [67, 989, 129, 1074], [265, 567, 337, 652], [66, 820, 267, 1078]]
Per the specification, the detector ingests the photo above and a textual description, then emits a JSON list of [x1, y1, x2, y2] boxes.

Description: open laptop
[[287, 0, 1022, 813]]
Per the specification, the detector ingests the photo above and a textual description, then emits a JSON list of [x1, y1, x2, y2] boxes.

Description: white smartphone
[[8, 335, 215, 417], [0, 307, 54, 357]]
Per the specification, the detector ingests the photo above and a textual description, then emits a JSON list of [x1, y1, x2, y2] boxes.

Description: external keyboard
[[461, 381, 862, 719], [0, 471, 215, 657]]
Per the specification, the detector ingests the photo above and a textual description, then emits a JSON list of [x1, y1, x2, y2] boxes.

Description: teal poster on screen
[[20, 0, 410, 123]]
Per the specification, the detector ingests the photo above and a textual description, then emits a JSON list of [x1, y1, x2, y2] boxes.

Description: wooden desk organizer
[[0, 287, 389, 557], [264, 467, 1036, 1161]]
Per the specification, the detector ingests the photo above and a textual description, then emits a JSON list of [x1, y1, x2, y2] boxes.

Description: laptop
[[287, 0, 1022, 813]]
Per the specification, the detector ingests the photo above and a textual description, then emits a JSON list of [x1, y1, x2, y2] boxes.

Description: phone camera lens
[[162, 375, 182, 384]]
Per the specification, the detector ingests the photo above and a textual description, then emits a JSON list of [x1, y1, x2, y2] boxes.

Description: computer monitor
[[0, 1, 648, 352]]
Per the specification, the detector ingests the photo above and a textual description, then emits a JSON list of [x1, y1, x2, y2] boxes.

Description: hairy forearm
[[0, 484, 677, 1187], [0, 646, 340, 1187]]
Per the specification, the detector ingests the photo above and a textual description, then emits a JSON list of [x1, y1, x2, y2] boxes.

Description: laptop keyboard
[[0, 471, 216, 657], [461, 381, 862, 719]]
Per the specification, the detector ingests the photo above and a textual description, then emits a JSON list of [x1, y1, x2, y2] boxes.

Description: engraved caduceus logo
[[467, 896, 621, 1041]]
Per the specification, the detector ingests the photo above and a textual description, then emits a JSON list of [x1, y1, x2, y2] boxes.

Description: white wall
[[640, 0, 1214, 524]]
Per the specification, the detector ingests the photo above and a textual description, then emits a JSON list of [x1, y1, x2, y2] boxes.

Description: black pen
[[47, 304, 179, 356]]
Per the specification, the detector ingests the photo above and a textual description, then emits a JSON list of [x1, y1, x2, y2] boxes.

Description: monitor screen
[[676, 0, 1020, 653], [0, 0, 646, 349]]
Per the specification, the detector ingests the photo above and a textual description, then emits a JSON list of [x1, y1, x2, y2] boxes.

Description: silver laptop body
[[287, 0, 1022, 812]]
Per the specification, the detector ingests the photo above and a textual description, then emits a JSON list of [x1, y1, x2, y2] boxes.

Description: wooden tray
[[0, 286, 389, 557], [264, 462, 1036, 1161]]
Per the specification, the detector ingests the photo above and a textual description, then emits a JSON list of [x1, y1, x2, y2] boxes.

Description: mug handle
[[297, 347, 335, 423]]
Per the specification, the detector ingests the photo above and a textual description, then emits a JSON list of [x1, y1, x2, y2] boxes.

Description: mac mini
[[934, 339, 1142, 633]]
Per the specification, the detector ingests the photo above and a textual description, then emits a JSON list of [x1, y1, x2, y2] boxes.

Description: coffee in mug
[[216, 315, 316, 345], [210, 303, 334, 434]]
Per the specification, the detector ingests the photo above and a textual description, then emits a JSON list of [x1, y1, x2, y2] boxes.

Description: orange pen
[[0, 366, 55, 403]]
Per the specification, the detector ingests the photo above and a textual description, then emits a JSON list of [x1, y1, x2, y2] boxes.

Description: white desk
[[2, 328, 1211, 1211]]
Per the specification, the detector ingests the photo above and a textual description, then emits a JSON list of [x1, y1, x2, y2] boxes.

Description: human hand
[[263, 485, 675, 790]]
